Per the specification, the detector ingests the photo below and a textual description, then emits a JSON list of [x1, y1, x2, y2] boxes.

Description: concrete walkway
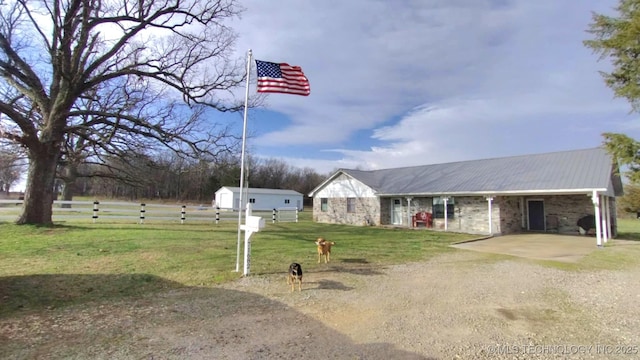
[[451, 233, 614, 263]]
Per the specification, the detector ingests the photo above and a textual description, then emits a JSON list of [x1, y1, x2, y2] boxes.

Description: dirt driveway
[[2, 241, 640, 359]]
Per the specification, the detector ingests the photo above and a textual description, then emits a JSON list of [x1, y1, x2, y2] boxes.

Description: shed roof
[[217, 187, 303, 196], [311, 148, 623, 197]]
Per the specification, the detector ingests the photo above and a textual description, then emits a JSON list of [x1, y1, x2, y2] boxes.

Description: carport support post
[[604, 196, 613, 243], [592, 191, 602, 247], [486, 196, 494, 235], [443, 197, 449, 231], [601, 196, 608, 244], [406, 197, 413, 227]]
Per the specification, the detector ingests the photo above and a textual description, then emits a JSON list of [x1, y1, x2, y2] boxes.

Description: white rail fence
[[0, 200, 288, 224], [0, 200, 292, 224], [275, 207, 299, 223]]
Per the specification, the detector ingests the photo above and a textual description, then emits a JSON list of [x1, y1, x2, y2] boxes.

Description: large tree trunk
[[16, 146, 60, 225]]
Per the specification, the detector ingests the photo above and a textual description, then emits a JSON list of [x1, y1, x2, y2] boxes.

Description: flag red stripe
[[255, 60, 310, 96], [257, 79, 309, 90]]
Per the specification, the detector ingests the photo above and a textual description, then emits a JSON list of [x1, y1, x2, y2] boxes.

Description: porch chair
[[412, 211, 433, 228]]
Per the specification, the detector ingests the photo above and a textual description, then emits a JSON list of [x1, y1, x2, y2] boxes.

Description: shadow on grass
[[616, 232, 640, 241], [341, 258, 369, 264], [0, 273, 183, 318]]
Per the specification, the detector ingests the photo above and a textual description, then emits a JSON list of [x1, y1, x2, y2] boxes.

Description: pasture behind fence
[[0, 200, 276, 223], [274, 207, 299, 223]]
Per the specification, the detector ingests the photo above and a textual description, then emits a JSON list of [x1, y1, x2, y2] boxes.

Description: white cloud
[[230, 0, 637, 174]]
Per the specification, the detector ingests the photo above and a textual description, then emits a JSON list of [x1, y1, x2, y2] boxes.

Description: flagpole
[[236, 49, 252, 272]]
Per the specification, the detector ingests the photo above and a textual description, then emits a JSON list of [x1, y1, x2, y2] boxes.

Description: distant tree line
[[60, 151, 328, 204]]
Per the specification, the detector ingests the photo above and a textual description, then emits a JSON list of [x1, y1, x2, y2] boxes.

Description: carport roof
[[310, 147, 623, 197]]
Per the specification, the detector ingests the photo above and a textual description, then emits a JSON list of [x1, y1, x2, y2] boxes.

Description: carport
[[451, 234, 607, 263]]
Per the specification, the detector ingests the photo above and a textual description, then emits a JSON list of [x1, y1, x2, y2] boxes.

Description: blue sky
[[220, 0, 640, 175]]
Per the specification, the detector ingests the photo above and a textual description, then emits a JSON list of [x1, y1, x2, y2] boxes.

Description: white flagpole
[[236, 49, 252, 272]]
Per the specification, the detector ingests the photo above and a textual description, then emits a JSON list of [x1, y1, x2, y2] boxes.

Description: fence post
[[273, 208, 278, 223], [92, 201, 99, 223], [215, 207, 220, 224], [296, 208, 299, 223], [181, 205, 186, 224], [140, 203, 146, 224]]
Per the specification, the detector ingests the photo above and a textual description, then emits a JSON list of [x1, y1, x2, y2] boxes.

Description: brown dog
[[287, 263, 303, 292], [315, 237, 336, 263]]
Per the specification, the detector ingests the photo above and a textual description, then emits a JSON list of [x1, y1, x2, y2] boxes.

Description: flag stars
[[257, 61, 283, 78], [255, 59, 310, 96]]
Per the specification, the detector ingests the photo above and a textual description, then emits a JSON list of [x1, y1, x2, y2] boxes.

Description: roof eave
[[377, 188, 611, 197]]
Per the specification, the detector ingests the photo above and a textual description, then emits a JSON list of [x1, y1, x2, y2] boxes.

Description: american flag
[[255, 60, 310, 96]]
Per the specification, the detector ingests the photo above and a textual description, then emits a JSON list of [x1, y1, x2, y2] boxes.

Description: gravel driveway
[[2, 242, 640, 359]]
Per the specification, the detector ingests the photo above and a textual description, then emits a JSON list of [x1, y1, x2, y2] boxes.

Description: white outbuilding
[[214, 186, 304, 211]]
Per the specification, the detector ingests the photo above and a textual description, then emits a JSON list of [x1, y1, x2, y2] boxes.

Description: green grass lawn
[[3, 214, 640, 318], [616, 217, 640, 240], [0, 215, 477, 317]]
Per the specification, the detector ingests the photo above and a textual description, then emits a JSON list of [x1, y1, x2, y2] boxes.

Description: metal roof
[[315, 148, 623, 197], [217, 187, 303, 196]]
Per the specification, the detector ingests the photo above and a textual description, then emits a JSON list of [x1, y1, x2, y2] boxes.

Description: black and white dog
[[287, 263, 303, 292]]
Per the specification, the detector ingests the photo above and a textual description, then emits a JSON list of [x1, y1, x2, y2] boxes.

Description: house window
[[249, 198, 256, 204], [347, 198, 356, 213], [284, 199, 290, 204], [321, 198, 328, 212], [433, 197, 454, 219]]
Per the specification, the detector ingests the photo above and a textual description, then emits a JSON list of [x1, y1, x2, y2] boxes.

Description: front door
[[391, 198, 403, 225], [527, 200, 545, 231]]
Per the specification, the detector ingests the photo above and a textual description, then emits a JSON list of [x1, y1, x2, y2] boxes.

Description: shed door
[[220, 193, 231, 208], [527, 200, 545, 231], [391, 198, 403, 225]]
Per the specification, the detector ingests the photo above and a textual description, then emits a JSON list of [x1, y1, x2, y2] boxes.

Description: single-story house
[[308, 148, 623, 244], [214, 186, 303, 211]]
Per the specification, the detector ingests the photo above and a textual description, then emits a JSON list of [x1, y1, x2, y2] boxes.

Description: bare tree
[[0, 144, 24, 193], [250, 158, 291, 189], [56, 88, 240, 204], [0, 0, 246, 224]]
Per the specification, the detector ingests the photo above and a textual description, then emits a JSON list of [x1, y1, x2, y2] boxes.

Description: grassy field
[[0, 212, 477, 317], [616, 216, 640, 240], [2, 213, 639, 318]]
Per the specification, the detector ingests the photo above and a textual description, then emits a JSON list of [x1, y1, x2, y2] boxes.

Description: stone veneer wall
[[407, 197, 433, 226], [313, 196, 380, 226], [365, 195, 498, 234], [497, 196, 522, 234], [454, 194, 615, 235], [447, 196, 495, 234], [379, 198, 391, 225], [447, 194, 617, 235], [530, 194, 613, 235], [380, 196, 498, 234], [313, 193, 617, 235], [380, 197, 434, 226]]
